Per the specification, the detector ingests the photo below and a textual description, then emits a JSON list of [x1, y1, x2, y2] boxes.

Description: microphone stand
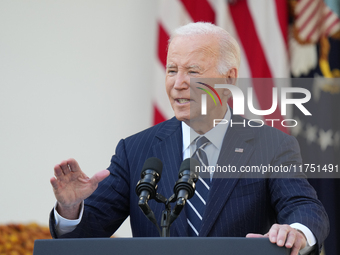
[[155, 193, 172, 237], [160, 207, 171, 237], [139, 192, 185, 237]]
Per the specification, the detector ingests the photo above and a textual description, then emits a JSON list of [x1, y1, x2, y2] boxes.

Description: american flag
[[152, 0, 290, 133], [294, 0, 340, 43]]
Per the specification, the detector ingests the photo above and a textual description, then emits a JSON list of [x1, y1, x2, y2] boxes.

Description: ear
[[225, 68, 238, 84], [226, 67, 238, 79], [222, 68, 238, 98]]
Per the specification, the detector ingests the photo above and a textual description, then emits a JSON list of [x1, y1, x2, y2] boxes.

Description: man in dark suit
[[50, 22, 329, 255]]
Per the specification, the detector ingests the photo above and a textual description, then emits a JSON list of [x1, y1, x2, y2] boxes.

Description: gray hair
[[169, 22, 241, 76]]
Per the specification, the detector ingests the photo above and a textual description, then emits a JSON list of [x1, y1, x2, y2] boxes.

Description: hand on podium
[[246, 224, 307, 255], [50, 158, 110, 220]]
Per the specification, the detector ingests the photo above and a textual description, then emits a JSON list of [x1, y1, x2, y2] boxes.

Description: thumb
[[90, 170, 110, 185]]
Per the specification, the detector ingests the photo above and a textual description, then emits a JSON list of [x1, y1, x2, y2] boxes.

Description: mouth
[[175, 98, 191, 104]]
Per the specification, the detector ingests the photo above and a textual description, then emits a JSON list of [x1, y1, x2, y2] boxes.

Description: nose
[[173, 71, 190, 90]]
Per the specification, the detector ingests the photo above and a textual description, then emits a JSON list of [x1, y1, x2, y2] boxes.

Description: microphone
[[174, 158, 200, 200], [170, 158, 200, 224], [135, 157, 163, 214]]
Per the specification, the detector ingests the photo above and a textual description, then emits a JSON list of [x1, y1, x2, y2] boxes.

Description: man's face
[[165, 35, 228, 128]]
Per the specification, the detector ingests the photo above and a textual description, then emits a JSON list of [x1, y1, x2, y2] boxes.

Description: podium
[[33, 237, 290, 255]]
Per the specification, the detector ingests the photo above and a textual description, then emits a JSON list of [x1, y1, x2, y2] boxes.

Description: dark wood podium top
[[34, 237, 290, 255]]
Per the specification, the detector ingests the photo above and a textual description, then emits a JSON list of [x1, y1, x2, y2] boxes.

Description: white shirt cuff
[[290, 223, 316, 255], [53, 201, 84, 236]]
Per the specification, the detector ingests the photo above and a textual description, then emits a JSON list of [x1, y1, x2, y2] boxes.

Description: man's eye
[[189, 71, 199, 74], [168, 70, 177, 74]]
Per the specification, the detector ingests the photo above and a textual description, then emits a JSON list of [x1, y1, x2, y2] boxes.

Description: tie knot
[[195, 136, 210, 150]]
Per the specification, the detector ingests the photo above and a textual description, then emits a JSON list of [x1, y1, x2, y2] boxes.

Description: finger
[[54, 164, 64, 178], [296, 230, 307, 249], [276, 225, 290, 247], [290, 238, 302, 255], [50, 177, 59, 190], [90, 170, 110, 185], [285, 229, 297, 248], [59, 160, 71, 175], [268, 224, 280, 244], [246, 233, 265, 238], [289, 231, 306, 255], [290, 246, 300, 255], [67, 158, 81, 173]]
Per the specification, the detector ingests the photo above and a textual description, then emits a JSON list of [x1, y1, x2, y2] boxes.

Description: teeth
[[177, 99, 190, 103]]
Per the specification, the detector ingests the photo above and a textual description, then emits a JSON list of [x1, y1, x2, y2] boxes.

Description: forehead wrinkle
[[185, 44, 219, 66], [166, 37, 220, 69], [181, 46, 218, 70], [195, 45, 219, 62]]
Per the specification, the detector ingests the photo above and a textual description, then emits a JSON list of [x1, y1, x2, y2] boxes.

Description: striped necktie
[[187, 136, 211, 236]]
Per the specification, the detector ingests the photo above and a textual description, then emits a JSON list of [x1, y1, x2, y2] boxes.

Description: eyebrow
[[187, 65, 202, 70], [166, 64, 176, 69], [165, 64, 203, 70]]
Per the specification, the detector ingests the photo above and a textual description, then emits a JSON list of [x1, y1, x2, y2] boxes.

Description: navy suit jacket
[[50, 115, 329, 254]]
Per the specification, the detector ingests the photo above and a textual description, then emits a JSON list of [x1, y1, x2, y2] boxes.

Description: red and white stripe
[[295, 0, 340, 43], [153, 0, 290, 133]]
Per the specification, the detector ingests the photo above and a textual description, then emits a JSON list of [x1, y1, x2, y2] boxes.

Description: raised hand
[[50, 158, 110, 219]]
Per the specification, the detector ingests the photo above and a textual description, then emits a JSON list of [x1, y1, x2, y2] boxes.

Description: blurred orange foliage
[[0, 223, 51, 255]]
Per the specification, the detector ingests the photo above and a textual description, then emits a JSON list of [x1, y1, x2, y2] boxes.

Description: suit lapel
[[151, 117, 189, 237], [200, 115, 255, 237]]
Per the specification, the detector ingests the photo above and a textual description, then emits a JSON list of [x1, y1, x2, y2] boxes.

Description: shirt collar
[[181, 105, 232, 153]]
